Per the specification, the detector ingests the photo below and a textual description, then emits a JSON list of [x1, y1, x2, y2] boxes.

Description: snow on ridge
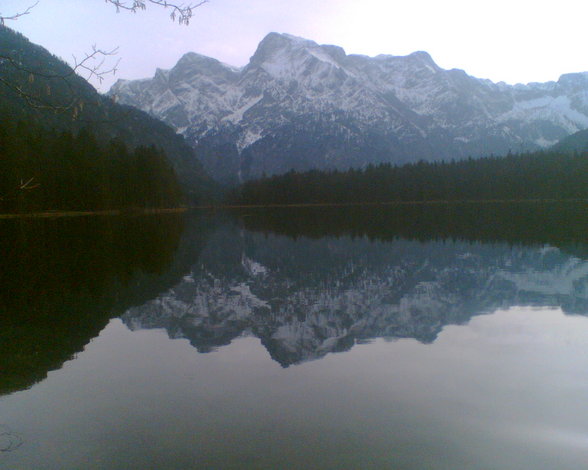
[[534, 137, 559, 147], [109, 32, 588, 178], [280, 32, 312, 42], [236, 128, 263, 151], [499, 95, 588, 136], [222, 95, 263, 123], [307, 48, 343, 69]]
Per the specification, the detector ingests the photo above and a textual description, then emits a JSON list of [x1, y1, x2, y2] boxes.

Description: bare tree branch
[[0, 46, 120, 82], [0, 0, 207, 111], [0, 2, 38, 25], [0, 177, 40, 203], [0, 3, 120, 109], [105, 0, 208, 25], [0, 74, 76, 111], [19, 177, 40, 191], [72, 46, 122, 84], [0, 1, 208, 203]]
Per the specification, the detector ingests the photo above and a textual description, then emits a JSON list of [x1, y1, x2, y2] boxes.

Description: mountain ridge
[[109, 32, 588, 183]]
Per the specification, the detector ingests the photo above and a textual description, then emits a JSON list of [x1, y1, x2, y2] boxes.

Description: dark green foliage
[[0, 25, 214, 203], [233, 150, 588, 205], [0, 120, 183, 212]]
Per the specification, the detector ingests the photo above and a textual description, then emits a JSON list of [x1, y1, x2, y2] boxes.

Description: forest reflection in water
[[2, 203, 588, 469], [0, 213, 206, 395]]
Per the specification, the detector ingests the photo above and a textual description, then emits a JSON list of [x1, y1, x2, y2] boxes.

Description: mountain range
[[110, 32, 588, 183]]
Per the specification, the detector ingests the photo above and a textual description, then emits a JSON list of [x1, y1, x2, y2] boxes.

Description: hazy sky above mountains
[[3, 0, 587, 91]]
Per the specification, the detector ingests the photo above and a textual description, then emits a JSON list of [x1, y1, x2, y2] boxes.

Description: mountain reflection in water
[[123, 204, 588, 366]]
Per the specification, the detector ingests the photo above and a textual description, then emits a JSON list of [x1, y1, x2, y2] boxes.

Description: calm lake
[[2, 204, 588, 469]]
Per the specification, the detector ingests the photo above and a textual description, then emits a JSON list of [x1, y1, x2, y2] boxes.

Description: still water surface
[[2, 205, 588, 469]]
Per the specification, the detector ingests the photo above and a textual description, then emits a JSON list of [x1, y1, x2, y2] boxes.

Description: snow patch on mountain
[[109, 32, 588, 182], [223, 95, 263, 124]]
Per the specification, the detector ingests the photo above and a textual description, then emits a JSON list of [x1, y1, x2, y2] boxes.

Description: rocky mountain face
[[109, 32, 588, 183], [121, 222, 588, 367]]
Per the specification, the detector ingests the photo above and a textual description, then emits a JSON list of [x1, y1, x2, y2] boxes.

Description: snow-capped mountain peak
[[109, 32, 588, 183]]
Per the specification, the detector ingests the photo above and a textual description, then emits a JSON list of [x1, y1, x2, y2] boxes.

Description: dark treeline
[[233, 150, 588, 205], [0, 120, 183, 212]]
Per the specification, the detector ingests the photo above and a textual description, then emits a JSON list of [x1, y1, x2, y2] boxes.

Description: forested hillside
[[553, 128, 588, 154], [0, 25, 213, 207], [0, 121, 182, 212]]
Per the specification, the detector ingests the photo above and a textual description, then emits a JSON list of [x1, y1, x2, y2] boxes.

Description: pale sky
[[2, 0, 587, 91]]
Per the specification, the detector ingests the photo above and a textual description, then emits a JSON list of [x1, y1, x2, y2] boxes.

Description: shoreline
[[0, 207, 188, 220], [199, 199, 588, 210], [2, 199, 586, 219]]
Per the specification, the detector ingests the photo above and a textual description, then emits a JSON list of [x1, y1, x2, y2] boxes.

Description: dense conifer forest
[[232, 149, 588, 205], [0, 120, 183, 212], [0, 26, 213, 209]]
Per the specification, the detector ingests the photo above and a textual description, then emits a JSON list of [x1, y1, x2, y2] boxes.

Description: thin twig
[[0, 47, 119, 111], [72, 46, 121, 83], [0, 2, 39, 25], [105, 0, 208, 25], [0, 0, 207, 111]]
